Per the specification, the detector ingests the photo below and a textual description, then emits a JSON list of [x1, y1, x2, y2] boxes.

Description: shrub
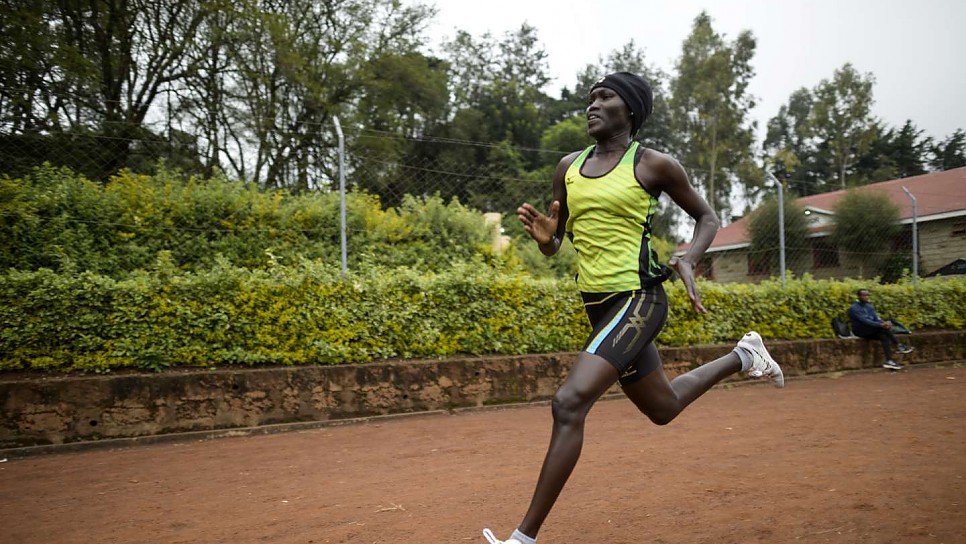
[[1, 265, 962, 373], [661, 274, 966, 345], [831, 190, 902, 278], [747, 192, 811, 277], [0, 165, 495, 277]]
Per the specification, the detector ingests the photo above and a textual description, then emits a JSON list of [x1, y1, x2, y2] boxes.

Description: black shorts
[[581, 285, 668, 384]]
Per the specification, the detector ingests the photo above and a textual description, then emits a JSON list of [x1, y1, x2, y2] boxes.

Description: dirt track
[[1, 365, 964, 544]]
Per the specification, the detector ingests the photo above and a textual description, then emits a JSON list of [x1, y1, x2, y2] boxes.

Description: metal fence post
[[333, 116, 347, 277], [901, 186, 918, 284], [766, 172, 786, 288]]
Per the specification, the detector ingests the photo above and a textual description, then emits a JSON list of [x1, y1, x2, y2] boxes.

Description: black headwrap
[[590, 72, 653, 135]]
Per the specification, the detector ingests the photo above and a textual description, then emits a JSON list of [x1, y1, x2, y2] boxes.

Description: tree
[[348, 51, 450, 205], [851, 119, 933, 184], [167, 4, 236, 179], [763, 88, 827, 194], [0, 0, 60, 133], [809, 63, 876, 189], [0, 0, 216, 178], [1, 0, 457, 193], [888, 120, 931, 178], [929, 129, 966, 171], [669, 12, 758, 221], [767, 66, 936, 194], [441, 24, 554, 158], [191, 0, 436, 191], [830, 190, 901, 278], [747, 191, 811, 277], [418, 24, 556, 210], [539, 115, 592, 156]]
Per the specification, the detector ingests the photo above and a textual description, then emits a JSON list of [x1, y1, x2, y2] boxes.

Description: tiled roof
[[687, 167, 966, 253]]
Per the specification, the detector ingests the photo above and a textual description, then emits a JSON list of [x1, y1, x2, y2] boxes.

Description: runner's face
[[586, 86, 631, 138], [858, 291, 871, 303]]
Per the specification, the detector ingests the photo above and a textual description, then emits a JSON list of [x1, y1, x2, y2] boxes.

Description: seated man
[[848, 288, 914, 370]]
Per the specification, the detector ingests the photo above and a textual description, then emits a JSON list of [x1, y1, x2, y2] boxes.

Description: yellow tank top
[[564, 142, 663, 293]]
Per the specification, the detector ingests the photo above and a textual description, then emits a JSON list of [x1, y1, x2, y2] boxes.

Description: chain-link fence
[[708, 171, 964, 285], [2, 121, 962, 284]]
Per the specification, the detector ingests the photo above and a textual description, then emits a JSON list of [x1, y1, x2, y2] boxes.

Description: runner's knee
[[551, 387, 593, 426], [643, 405, 678, 426]]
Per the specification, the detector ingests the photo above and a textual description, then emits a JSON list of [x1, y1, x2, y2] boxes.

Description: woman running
[[483, 72, 784, 544]]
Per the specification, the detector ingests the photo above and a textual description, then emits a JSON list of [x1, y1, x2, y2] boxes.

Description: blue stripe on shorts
[[586, 296, 633, 354]]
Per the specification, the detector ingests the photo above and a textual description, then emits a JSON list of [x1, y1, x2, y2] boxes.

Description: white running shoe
[[483, 528, 522, 544], [737, 331, 785, 388]]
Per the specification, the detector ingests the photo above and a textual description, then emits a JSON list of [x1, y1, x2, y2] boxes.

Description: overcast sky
[[418, 0, 965, 144]]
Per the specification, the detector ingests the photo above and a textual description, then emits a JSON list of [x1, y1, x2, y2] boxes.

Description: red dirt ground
[[1, 365, 964, 544]]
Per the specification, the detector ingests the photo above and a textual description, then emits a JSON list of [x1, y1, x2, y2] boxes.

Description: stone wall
[[2, 331, 963, 451]]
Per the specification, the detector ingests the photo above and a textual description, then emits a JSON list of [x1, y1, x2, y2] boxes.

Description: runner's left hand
[[669, 257, 706, 314]]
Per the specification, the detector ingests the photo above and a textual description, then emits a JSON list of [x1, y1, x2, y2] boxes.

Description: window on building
[[951, 221, 966, 237], [812, 239, 840, 268]]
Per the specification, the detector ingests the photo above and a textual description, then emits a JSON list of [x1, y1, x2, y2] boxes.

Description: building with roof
[[680, 167, 966, 283]]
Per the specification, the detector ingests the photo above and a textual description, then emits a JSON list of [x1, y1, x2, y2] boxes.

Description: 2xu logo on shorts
[[612, 293, 655, 354]]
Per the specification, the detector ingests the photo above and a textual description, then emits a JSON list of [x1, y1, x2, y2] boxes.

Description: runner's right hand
[[517, 201, 560, 246]]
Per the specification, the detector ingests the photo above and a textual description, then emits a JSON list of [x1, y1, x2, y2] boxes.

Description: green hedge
[[1, 264, 964, 374], [662, 275, 966, 345], [0, 260, 586, 373], [0, 165, 494, 276]]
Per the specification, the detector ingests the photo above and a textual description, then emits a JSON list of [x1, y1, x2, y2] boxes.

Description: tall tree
[[171, 0, 436, 191], [168, 4, 235, 178], [766, 67, 934, 194], [0, 0, 215, 177], [852, 119, 931, 183], [850, 121, 901, 184], [762, 88, 828, 194], [0, 0, 60, 133], [929, 129, 966, 171], [348, 51, 449, 204], [809, 63, 876, 189], [441, 24, 553, 154], [888, 120, 931, 178], [428, 24, 556, 210], [668, 12, 758, 221]]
